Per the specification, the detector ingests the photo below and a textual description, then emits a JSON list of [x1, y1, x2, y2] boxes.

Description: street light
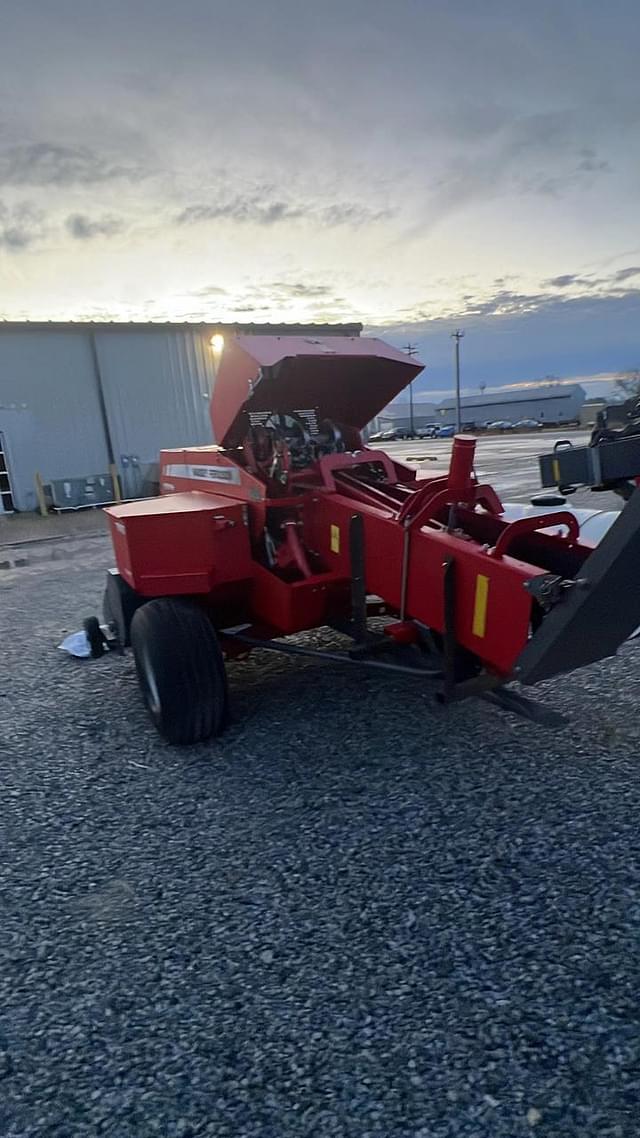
[[451, 329, 464, 434], [403, 343, 418, 436]]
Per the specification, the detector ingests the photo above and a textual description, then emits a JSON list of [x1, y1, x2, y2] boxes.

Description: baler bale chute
[[93, 335, 640, 743]]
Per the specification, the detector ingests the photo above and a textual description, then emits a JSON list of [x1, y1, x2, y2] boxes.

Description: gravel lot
[[1, 539, 640, 1137]]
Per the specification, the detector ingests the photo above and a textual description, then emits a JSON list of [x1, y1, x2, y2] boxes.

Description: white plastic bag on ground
[[58, 630, 91, 658]]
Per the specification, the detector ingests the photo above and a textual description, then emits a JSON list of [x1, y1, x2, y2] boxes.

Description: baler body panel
[[301, 490, 543, 675], [105, 491, 252, 596], [249, 562, 351, 634], [159, 446, 265, 502], [211, 335, 423, 448], [158, 446, 268, 538]]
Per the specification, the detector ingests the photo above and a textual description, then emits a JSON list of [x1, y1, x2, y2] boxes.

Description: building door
[[0, 432, 15, 513]]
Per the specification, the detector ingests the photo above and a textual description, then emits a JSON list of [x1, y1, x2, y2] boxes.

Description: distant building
[[378, 383, 586, 433], [435, 383, 586, 427], [579, 398, 607, 428], [374, 400, 438, 433]]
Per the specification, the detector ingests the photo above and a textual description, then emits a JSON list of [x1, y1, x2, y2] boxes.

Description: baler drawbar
[[92, 335, 640, 743]]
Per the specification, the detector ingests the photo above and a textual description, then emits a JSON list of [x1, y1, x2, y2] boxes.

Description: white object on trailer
[[501, 503, 620, 545]]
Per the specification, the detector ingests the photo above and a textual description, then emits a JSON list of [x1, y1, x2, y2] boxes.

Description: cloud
[[518, 159, 611, 198], [175, 193, 392, 229], [188, 285, 229, 298], [180, 278, 351, 320], [0, 142, 145, 187], [319, 203, 392, 227], [577, 147, 610, 173], [270, 282, 334, 299], [65, 213, 125, 240], [416, 109, 612, 232], [0, 202, 46, 251], [386, 265, 640, 339], [614, 266, 640, 283], [176, 196, 305, 227], [543, 266, 640, 293], [546, 274, 582, 288], [250, 280, 348, 307], [457, 290, 550, 318], [375, 289, 640, 393], [399, 268, 640, 328], [185, 277, 355, 322]]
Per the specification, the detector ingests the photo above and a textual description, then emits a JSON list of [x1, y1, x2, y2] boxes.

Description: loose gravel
[[1, 541, 639, 1137]]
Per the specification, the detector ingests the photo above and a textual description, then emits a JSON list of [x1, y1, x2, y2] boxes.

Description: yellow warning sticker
[[330, 524, 340, 554], [472, 574, 489, 638], [552, 458, 560, 483]]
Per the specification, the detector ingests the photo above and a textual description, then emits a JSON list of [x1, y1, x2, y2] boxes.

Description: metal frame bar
[[219, 629, 561, 726], [349, 513, 368, 643], [219, 631, 443, 678], [442, 556, 457, 702]]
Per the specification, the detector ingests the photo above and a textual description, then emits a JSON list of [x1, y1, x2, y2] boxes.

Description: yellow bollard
[[109, 463, 122, 504], [34, 471, 48, 517]]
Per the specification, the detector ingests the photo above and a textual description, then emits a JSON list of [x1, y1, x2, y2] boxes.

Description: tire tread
[[130, 599, 228, 744]]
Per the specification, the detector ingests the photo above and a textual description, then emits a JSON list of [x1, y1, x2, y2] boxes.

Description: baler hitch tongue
[[515, 488, 640, 685]]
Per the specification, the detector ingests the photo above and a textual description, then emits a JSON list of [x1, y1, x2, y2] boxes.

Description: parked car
[[513, 418, 542, 430], [416, 424, 438, 438], [436, 424, 456, 438], [369, 429, 397, 442], [486, 420, 513, 431]]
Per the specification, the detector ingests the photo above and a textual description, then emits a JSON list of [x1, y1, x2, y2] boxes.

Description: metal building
[[375, 399, 438, 433], [0, 321, 361, 512], [435, 383, 586, 427]]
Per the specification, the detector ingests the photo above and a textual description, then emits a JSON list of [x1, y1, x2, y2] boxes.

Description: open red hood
[[211, 335, 425, 447]]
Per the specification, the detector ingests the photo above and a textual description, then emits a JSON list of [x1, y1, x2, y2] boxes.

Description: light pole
[[403, 343, 418, 436], [451, 329, 464, 434]]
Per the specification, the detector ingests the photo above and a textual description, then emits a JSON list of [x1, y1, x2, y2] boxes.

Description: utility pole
[[451, 329, 464, 434], [403, 343, 418, 436]]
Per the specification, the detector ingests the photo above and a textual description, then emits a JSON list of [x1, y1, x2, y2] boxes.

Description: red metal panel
[[404, 528, 535, 674], [302, 491, 541, 675], [106, 492, 252, 596], [159, 447, 267, 539], [211, 335, 424, 447], [249, 562, 350, 634], [159, 447, 265, 501]]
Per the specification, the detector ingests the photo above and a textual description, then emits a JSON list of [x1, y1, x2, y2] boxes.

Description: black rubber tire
[[83, 616, 106, 658], [130, 598, 228, 745]]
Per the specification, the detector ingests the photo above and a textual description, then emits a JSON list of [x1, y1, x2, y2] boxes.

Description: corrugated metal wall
[[0, 332, 110, 511], [0, 327, 215, 509], [94, 329, 215, 498]]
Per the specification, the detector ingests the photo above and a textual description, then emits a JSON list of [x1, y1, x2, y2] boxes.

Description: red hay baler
[[94, 334, 640, 743]]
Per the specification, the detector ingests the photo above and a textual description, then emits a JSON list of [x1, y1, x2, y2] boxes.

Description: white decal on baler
[[164, 463, 241, 485]]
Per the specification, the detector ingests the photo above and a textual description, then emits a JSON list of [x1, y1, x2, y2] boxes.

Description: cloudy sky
[[1, 0, 639, 392]]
